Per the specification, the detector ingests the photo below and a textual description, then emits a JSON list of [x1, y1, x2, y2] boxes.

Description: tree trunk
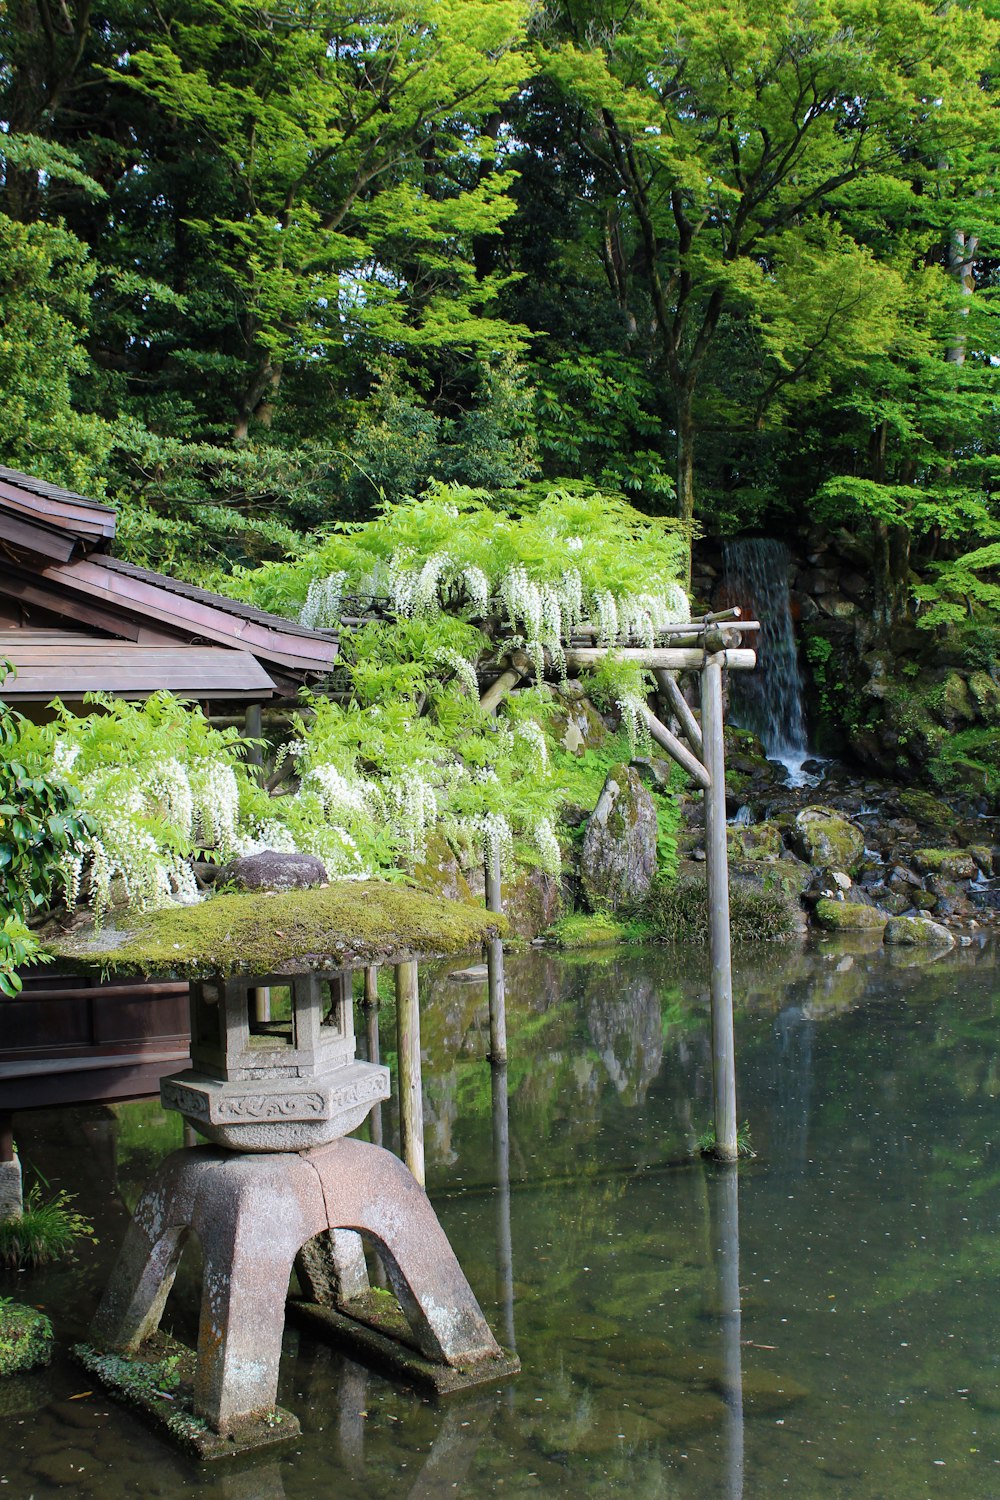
[[234, 355, 283, 441], [946, 227, 978, 367], [676, 388, 696, 591]]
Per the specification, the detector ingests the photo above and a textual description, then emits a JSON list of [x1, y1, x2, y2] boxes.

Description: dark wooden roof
[[0, 465, 338, 692], [0, 630, 277, 702], [0, 467, 116, 540]]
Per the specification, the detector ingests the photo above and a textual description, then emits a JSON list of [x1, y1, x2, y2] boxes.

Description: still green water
[[3, 938, 1000, 1498]]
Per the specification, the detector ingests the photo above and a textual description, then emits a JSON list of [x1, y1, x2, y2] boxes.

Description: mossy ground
[[74, 1331, 299, 1458], [546, 912, 651, 948], [0, 1300, 53, 1377], [50, 881, 505, 979]]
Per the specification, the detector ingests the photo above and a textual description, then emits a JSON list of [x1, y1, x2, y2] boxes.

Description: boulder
[[790, 807, 864, 870], [813, 899, 887, 933], [411, 832, 474, 905], [549, 683, 609, 756], [883, 916, 955, 949], [0, 1303, 52, 1377], [580, 763, 658, 912], [226, 850, 328, 891], [727, 821, 785, 861], [912, 849, 978, 880]]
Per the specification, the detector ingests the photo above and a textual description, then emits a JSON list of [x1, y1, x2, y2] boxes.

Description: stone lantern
[[64, 877, 517, 1456], [161, 970, 389, 1151]]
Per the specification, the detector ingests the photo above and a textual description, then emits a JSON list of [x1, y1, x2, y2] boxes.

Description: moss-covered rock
[[0, 1301, 52, 1377], [968, 670, 1000, 724], [549, 684, 609, 756], [642, 871, 798, 942], [580, 764, 658, 912], [934, 672, 977, 728], [912, 849, 978, 880], [790, 807, 864, 870], [410, 833, 475, 905], [727, 821, 785, 861], [813, 899, 887, 933], [883, 915, 955, 948], [500, 865, 563, 941], [897, 789, 954, 831], [50, 881, 505, 979]]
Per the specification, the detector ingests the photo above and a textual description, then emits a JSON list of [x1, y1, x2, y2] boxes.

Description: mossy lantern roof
[[50, 882, 505, 980]]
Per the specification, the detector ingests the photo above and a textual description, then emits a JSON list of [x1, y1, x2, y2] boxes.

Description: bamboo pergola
[[480, 608, 759, 1164]]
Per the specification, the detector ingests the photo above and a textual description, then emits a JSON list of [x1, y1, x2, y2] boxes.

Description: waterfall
[[722, 538, 811, 785]]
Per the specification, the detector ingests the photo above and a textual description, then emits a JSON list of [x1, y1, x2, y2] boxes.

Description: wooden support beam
[[654, 669, 704, 755], [702, 658, 738, 1163], [395, 961, 424, 1186], [479, 650, 533, 714], [363, 984, 383, 1149], [564, 647, 756, 672], [485, 848, 507, 1064], [643, 707, 710, 790]]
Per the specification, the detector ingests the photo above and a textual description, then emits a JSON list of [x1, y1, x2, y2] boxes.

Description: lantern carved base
[[161, 1060, 389, 1152], [87, 1138, 514, 1447]]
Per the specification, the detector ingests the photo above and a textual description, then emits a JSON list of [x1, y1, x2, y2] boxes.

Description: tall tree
[[535, 0, 999, 554]]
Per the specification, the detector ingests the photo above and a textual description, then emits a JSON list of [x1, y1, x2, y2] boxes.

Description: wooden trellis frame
[[481, 610, 759, 1163]]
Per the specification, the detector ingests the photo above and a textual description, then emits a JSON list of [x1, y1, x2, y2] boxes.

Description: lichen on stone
[[49, 881, 506, 980]]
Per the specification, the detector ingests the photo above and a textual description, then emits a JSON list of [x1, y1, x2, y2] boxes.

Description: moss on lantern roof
[[49, 881, 505, 980]]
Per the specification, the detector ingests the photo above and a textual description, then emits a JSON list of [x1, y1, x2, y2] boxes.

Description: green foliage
[[0, 1184, 97, 1269], [915, 544, 1000, 629], [546, 912, 651, 946], [225, 483, 689, 652], [0, 670, 92, 933], [0, 214, 112, 490], [0, 916, 51, 1000]]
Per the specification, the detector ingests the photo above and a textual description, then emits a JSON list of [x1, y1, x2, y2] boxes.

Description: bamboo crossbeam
[[479, 666, 523, 713], [643, 708, 711, 789], [564, 647, 756, 672], [654, 669, 704, 755]]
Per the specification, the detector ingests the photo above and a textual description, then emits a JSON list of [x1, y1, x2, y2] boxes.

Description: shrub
[[640, 872, 797, 943]]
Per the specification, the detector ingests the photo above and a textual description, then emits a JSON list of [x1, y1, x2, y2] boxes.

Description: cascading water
[[722, 538, 813, 786]]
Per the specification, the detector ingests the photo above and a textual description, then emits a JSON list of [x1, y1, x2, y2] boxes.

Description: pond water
[[4, 938, 1000, 1499]]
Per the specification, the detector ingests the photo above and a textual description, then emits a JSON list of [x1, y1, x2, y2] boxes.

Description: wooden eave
[[35, 555, 338, 675], [0, 509, 79, 564], [0, 469, 116, 542], [0, 630, 277, 702]]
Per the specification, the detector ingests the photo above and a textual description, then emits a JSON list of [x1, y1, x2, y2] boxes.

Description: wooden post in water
[[395, 960, 425, 1185], [702, 654, 738, 1162], [485, 846, 507, 1064], [361, 966, 383, 1148]]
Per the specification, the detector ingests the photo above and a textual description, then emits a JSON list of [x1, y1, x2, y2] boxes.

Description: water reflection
[[7, 940, 1000, 1499], [711, 1166, 744, 1500]]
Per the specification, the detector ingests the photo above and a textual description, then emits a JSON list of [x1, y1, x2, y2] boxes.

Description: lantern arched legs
[[89, 1138, 514, 1438]]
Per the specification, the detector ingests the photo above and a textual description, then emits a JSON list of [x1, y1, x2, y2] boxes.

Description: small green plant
[[0, 1183, 98, 1268], [696, 1121, 756, 1159], [0, 915, 52, 998]]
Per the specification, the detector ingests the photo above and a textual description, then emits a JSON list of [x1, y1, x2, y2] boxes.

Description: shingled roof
[[0, 465, 338, 699]]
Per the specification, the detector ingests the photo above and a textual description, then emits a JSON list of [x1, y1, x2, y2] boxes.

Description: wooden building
[[0, 465, 339, 1111]]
